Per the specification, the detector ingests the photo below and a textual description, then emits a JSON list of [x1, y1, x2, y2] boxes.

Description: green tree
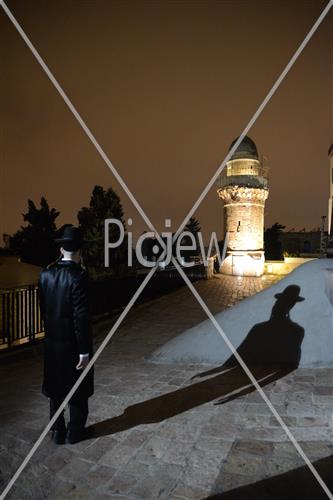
[[185, 216, 201, 236], [183, 216, 201, 258], [264, 222, 285, 260], [78, 185, 127, 275], [10, 197, 60, 267]]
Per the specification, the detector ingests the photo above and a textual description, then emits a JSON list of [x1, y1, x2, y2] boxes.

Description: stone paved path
[[0, 274, 332, 499]]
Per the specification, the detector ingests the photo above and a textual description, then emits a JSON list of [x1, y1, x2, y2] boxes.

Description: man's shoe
[[51, 429, 67, 445], [67, 426, 94, 444]]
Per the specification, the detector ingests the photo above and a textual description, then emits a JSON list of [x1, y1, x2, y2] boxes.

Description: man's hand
[[76, 354, 89, 370]]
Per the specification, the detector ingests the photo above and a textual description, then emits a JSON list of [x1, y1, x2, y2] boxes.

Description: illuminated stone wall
[[217, 159, 269, 277], [220, 187, 268, 251], [328, 145, 333, 234]]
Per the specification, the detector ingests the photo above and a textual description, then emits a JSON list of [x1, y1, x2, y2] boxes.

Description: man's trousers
[[49, 398, 88, 431]]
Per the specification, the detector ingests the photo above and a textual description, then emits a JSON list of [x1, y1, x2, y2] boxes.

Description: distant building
[[217, 136, 269, 277], [280, 231, 321, 256], [0, 256, 42, 290]]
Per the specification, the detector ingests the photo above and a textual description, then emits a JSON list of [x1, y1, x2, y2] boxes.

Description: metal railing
[[0, 264, 207, 351], [90, 263, 207, 316], [218, 163, 269, 190], [0, 285, 44, 350], [226, 163, 269, 177]]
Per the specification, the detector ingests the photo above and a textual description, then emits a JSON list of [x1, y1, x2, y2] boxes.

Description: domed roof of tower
[[228, 135, 259, 160]]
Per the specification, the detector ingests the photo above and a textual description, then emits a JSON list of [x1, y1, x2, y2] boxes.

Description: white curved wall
[[149, 259, 333, 368]]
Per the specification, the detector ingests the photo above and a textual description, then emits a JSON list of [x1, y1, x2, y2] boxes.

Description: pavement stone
[[0, 273, 332, 499], [169, 480, 207, 500]]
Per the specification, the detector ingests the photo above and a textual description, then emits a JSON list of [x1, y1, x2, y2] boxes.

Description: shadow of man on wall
[[194, 284, 305, 405], [92, 285, 305, 437]]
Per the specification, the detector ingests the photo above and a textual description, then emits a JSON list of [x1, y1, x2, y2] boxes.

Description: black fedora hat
[[56, 226, 84, 250], [274, 285, 305, 302]]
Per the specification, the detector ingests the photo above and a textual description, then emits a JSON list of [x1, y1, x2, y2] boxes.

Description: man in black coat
[[38, 226, 94, 444]]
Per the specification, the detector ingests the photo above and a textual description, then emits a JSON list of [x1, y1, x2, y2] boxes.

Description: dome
[[228, 135, 259, 160]]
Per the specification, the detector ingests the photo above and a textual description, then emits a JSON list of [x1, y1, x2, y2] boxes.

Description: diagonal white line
[[1, 0, 332, 498], [0, 266, 157, 500], [169, 3, 333, 493], [172, 0, 333, 242], [0, 0, 165, 250], [0, 3, 168, 498], [172, 257, 333, 500]]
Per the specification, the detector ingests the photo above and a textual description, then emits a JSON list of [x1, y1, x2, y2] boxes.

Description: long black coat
[[38, 260, 94, 402]]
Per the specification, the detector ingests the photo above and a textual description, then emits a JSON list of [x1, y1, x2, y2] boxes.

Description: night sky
[[1, 0, 332, 243]]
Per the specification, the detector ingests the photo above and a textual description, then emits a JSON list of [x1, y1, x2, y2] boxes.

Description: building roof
[[0, 256, 42, 289], [228, 135, 259, 160]]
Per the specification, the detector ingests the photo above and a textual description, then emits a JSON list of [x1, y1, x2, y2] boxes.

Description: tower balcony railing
[[218, 164, 269, 190]]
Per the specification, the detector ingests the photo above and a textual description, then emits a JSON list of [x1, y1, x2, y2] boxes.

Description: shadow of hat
[[274, 285, 305, 302]]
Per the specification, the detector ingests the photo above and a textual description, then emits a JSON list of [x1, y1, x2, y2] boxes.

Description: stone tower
[[217, 136, 269, 277], [328, 143, 333, 235]]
